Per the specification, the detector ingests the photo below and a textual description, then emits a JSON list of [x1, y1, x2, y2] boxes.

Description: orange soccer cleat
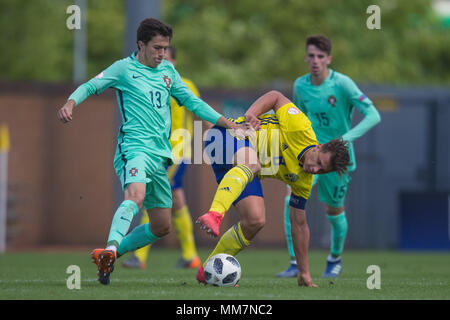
[[91, 248, 116, 285], [175, 255, 202, 269]]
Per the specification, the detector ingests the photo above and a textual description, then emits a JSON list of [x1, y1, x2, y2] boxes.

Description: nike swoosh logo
[[120, 216, 131, 223], [132, 74, 143, 79]]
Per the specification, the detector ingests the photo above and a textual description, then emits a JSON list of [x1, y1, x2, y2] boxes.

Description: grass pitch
[[0, 248, 449, 300]]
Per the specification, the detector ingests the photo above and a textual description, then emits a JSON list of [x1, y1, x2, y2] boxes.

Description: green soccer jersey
[[68, 51, 222, 165], [293, 69, 380, 172]]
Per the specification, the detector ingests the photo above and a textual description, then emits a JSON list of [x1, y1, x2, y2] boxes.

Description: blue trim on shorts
[[170, 161, 188, 190], [117, 90, 128, 185], [119, 132, 127, 184], [205, 126, 253, 165], [117, 90, 127, 122], [289, 193, 307, 210], [205, 126, 263, 205]]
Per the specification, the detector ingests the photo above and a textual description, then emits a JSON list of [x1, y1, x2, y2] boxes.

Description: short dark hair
[[136, 18, 173, 48], [306, 35, 332, 55], [321, 137, 350, 175]]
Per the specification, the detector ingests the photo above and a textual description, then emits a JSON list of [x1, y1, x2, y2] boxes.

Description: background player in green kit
[[277, 35, 381, 278], [57, 18, 249, 285]]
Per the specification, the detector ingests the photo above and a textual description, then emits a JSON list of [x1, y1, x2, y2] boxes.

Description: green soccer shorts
[[312, 171, 352, 208], [114, 153, 172, 210]]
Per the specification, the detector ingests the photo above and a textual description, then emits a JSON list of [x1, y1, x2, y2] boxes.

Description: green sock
[[283, 195, 296, 262], [117, 223, 159, 257], [106, 200, 139, 249], [327, 212, 348, 258]]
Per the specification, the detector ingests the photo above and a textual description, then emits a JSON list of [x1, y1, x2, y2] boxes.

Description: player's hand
[[297, 272, 318, 288], [57, 100, 75, 123], [244, 113, 261, 131], [232, 123, 256, 140]]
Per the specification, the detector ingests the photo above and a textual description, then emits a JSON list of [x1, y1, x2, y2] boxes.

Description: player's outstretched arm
[[244, 90, 291, 127], [57, 99, 76, 124], [289, 206, 318, 288], [57, 60, 124, 124]]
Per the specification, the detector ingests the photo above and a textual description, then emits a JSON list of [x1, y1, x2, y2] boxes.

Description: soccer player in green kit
[[277, 35, 381, 278], [57, 18, 249, 285]]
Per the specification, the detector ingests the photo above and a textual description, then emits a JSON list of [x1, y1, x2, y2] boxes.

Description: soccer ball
[[203, 253, 241, 287]]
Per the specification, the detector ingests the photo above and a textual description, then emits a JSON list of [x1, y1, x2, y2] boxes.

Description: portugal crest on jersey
[[129, 168, 138, 177], [163, 75, 172, 89], [328, 95, 337, 107]]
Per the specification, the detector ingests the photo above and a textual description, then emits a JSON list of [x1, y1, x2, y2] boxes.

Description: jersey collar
[[297, 145, 317, 167], [308, 69, 334, 87]]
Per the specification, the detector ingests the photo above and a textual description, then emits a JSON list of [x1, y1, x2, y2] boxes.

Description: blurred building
[[1, 82, 449, 250]]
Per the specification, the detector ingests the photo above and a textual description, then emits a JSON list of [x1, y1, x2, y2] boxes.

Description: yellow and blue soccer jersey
[[293, 69, 380, 172], [233, 103, 318, 200], [169, 77, 199, 162]]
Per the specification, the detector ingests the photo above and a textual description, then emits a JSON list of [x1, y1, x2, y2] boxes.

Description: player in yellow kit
[[122, 46, 201, 269], [196, 90, 350, 287], [277, 35, 381, 278]]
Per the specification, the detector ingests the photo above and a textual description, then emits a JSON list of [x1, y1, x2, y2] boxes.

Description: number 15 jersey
[[293, 69, 375, 172]]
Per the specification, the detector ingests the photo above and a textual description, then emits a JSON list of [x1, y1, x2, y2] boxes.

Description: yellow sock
[[135, 211, 151, 263], [173, 205, 197, 261], [209, 164, 254, 216], [202, 222, 250, 268]]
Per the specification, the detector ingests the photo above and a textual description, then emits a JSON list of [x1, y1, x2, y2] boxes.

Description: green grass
[[0, 248, 449, 300]]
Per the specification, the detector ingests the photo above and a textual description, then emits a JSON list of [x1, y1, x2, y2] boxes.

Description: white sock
[[327, 254, 340, 262], [106, 245, 117, 253], [290, 259, 297, 265]]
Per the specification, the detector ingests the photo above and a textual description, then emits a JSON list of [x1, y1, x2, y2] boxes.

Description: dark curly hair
[[321, 137, 350, 175], [136, 18, 173, 48]]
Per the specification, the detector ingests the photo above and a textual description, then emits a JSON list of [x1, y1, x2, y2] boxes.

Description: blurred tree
[[0, 0, 123, 83], [85, 0, 124, 79], [164, 0, 450, 87], [0, 0, 73, 82], [0, 0, 448, 87]]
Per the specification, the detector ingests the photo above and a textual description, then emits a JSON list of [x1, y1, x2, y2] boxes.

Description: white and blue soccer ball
[[204, 253, 241, 287]]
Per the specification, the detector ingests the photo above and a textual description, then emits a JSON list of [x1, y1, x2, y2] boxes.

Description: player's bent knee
[[126, 194, 145, 208], [124, 184, 146, 208], [290, 211, 307, 227], [151, 222, 172, 238], [244, 215, 266, 233], [241, 218, 264, 241]]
